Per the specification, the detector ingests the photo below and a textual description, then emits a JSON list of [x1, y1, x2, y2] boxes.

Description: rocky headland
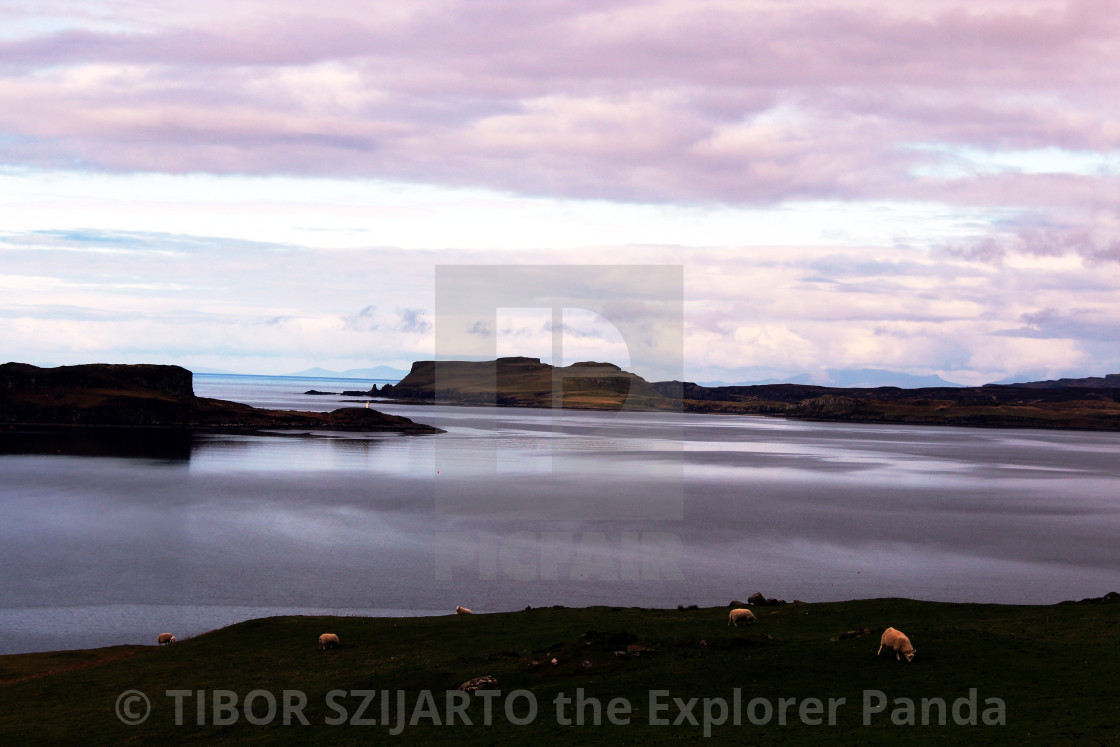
[[374, 356, 668, 410], [0, 362, 443, 433]]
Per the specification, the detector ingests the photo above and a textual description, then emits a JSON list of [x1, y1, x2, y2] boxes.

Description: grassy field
[[2, 598, 1118, 745]]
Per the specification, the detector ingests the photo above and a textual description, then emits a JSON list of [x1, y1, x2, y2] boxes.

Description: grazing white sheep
[[319, 633, 340, 650], [157, 633, 176, 646], [455, 606, 472, 615], [728, 608, 757, 626], [877, 627, 916, 662]]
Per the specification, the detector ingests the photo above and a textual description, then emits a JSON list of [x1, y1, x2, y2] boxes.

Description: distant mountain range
[[289, 365, 409, 380], [701, 368, 965, 388], [991, 374, 1120, 389]]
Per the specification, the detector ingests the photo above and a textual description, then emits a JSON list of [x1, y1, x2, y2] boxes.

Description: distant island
[[0, 362, 442, 434], [374, 357, 666, 410], [365, 357, 1120, 431]]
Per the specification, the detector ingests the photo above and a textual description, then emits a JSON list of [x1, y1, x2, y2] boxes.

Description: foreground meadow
[[1, 597, 1117, 744]]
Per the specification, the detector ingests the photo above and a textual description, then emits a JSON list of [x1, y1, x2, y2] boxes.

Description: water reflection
[[2, 405, 1120, 654], [0, 427, 193, 460]]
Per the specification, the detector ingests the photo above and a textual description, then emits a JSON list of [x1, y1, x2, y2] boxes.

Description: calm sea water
[[1, 372, 1118, 654]]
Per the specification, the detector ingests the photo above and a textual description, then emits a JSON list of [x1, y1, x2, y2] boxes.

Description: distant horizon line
[[9, 358, 1116, 390]]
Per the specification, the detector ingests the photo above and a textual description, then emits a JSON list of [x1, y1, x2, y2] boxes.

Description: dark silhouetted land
[[370, 358, 1120, 430], [0, 362, 442, 433]]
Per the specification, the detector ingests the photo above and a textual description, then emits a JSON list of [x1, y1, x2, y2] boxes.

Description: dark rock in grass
[[748, 592, 788, 606], [456, 675, 498, 692]]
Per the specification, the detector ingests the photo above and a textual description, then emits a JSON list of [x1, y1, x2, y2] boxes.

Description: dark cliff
[[0, 363, 443, 433], [1, 362, 194, 401]]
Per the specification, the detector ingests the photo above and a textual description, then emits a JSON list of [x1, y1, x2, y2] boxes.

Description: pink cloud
[[0, 0, 1117, 211]]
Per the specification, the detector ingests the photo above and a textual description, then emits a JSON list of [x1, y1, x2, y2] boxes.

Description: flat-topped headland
[[0, 362, 442, 433], [375, 356, 669, 410]]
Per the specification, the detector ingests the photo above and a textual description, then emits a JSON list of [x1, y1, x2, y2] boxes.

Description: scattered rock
[[699, 639, 708, 648], [580, 660, 593, 669], [457, 675, 498, 692], [747, 592, 787, 606]]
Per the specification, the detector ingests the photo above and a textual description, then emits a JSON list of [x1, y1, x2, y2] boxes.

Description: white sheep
[[319, 633, 340, 650], [877, 627, 916, 663], [455, 606, 472, 615], [157, 632, 176, 646], [728, 608, 757, 626]]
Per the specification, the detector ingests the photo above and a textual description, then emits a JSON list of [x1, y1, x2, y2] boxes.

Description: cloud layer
[[1, 0, 1118, 207], [3, 230, 1117, 383]]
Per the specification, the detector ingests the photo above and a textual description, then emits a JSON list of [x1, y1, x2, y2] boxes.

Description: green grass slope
[[2, 598, 1118, 744]]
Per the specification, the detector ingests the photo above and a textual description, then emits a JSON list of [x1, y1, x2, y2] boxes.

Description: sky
[[1, 0, 1119, 385]]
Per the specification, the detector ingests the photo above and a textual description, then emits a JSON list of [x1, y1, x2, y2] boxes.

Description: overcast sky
[[2, 0, 1118, 384]]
